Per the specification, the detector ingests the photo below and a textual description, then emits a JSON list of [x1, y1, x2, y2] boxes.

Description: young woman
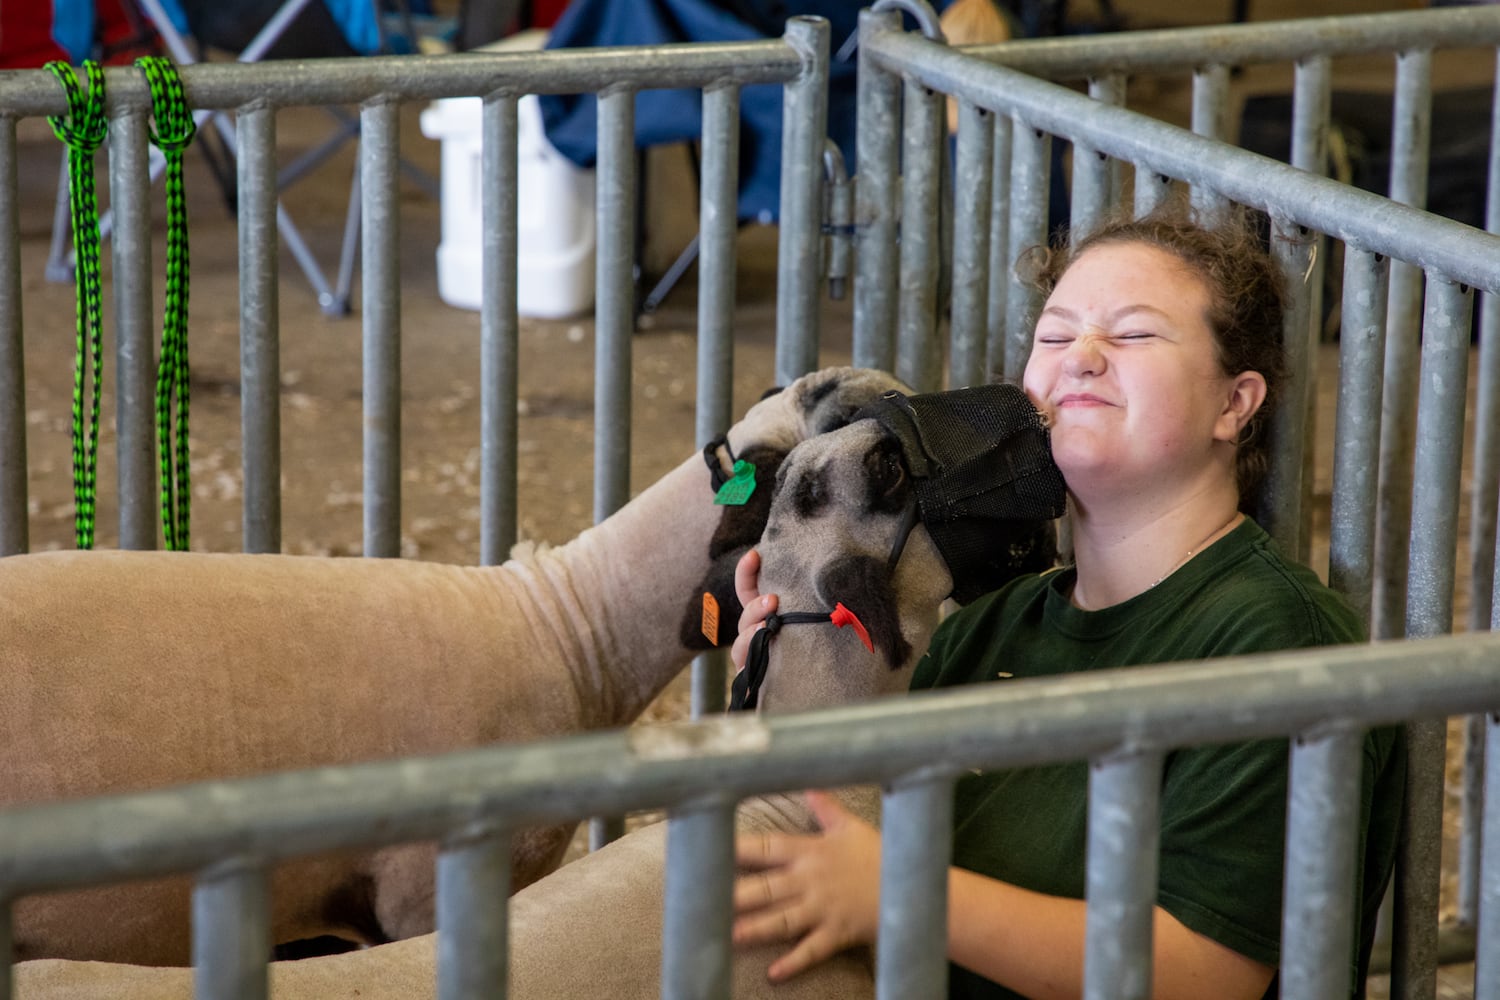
[[726, 211, 1406, 1000]]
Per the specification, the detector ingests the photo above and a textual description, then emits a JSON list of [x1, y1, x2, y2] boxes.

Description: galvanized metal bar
[[437, 823, 511, 1000], [690, 83, 740, 718], [0, 117, 25, 557], [896, 76, 943, 393], [0, 44, 805, 117], [1262, 218, 1314, 560], [7, 632, 1500, 894], [1133, 165, 1170, 218], [1004, 118, 1049, 380], [1291, 56, 1332, 555], [1327, 247, 1390, 627], [592, 86, 635, 524], [479, 93, 520, 567], [853, 8, 903, 373], [1189, 64, 1229, 223], [877, 774, 954, 1000], [1461, 712, 1487, 931], [774, 16, 830, 385], [1083, 751, 1162, 1000], [361, 99, 402, 558], [192, 861, 270, 1000], [1280, 729, 1362, 1000], [110, 106, 157, 550], [1394, 713, 1446, 1000], [985, 113, 1011, 380], [1375, 49, 1432, 643], [662, 800, 735, 1000], [1070, 75, 1122, 239], [1477, 710, 1500, 998], [238, 102, 281, 555], [950, 100, 993, 390], [861, 33, 1500, 296]]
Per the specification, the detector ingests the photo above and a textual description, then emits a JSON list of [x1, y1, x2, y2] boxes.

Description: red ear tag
[[829, 602, 875, 654]]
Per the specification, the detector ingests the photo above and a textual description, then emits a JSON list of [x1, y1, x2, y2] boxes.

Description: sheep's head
[[682, 367, 913, 650]]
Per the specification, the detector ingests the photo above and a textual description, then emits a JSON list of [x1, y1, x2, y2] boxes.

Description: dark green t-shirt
[[910, 518, 1405, 1000]]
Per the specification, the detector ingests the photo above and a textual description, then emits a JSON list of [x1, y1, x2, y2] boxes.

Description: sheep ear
[[815, 554, 911, 670], [707, 446, 785, 560], [863, 430, 910, 515], [679, 546, 747, 650]]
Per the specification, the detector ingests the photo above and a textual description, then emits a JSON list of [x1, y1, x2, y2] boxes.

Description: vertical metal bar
[[593, 86, 635, 526], [1071, 76, 1123, 240], [691, 83, 740, 719], [479, 94, 520, 567], [238, 102, 281, 555], [1263, 219, 1313, 560], [877, 774, 954, 1000], [361, 99, 402, 558], [1375, 49, 1433, 643], [1189, 64, 1230, 223], [1083, 752, 1163, 1000], [1280, 729, 1362, 1000], [950, 100, 993, 391], [437, 824, 511, 1000], [192, 862, 270, 1000], [897, 78, 943, 393], [986, 113, 1011, 381], [1327, 247, 1390, 628], [0, 117, 25, 557], [1476, 710, 1500, 998], [110, 107, 157, 550], [775, 16, 830, 386], [1133, 167, 1170, 218], [854, 8, 902, 374], [1393, 271, 1470, 1000], [1461, 712, 1487, 930], [662, 801, 735, 1000], [1291, 56, 1332, 560], [1005, 119, 1049, 381]]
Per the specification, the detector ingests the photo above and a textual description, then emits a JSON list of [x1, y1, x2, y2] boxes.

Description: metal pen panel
[[1478, 710, 1500, 998], [437, 824, 511, 1000], [192, 861, 270, 1000], [1470, 49, 1500, 638], [897, 77, 943, 393], [986, 113, 1012, 380], [237, 102, 281, 555], [661, 801, 735, 1000], [877, 774, 954, 1000], [1133, 166, 1170, 219], [479, 93, 520, 567], [1375, 49, 1433, 643], [592, 86, 635, 525], [1280, 729, 1362, 1000], [0, 117, 25, 557], [854, 8, 903, 373], [1328, 247, 1390, 627], [775, 16, 830, 386], [1004, 119, 1049, 380], [1189, 64, 1229, 223], [1291, 56, 1332, 556], [950, 100, 993, 390], [1071, 75, 1123, 240], [1263, 219, 1313, 560], [361, 98, 402, 559], [109, 107, 157, 551], [1083, 751, 1162, 1000]]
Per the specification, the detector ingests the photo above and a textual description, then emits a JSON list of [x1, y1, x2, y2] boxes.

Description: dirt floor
[[5, 0, 1493, 994]]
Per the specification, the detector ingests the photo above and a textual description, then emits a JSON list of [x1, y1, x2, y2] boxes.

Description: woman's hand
[[730, 547, 778, 672], [731, 791, 882, 982]]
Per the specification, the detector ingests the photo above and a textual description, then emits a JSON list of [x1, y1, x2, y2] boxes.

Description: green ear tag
[[713, 460, 757, 506]]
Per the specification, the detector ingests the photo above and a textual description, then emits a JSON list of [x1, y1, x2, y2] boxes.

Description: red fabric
[[0, 0, 156, 69], [530, 0, 570, 28]]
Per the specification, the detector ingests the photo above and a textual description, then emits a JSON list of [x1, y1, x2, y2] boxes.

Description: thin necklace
[[1149, 512, 1242, 588]]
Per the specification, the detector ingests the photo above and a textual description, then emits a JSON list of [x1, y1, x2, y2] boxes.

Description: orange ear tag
[[829, 602, 875, 654], [701, 592, 721, 645]]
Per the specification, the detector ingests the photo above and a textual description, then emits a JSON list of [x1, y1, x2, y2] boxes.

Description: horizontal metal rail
[[0, 39, 804, 115], [864, 26, 1500, 295], [962, 6, 1500, 79], [1, 630, 1498, 896]]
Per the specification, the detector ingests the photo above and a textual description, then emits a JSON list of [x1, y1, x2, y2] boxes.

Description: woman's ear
[[1215, 370, 1268, 445]]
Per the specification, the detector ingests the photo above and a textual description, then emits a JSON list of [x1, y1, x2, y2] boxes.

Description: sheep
[[0, 366, 910, 966], [13, 409, 1062, 1000]]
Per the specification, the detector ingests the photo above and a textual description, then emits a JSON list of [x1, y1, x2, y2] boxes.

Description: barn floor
[[5, 0, 1491, 994]]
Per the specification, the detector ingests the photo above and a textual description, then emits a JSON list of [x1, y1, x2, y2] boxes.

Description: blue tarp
[[53, 0, 383, 61]]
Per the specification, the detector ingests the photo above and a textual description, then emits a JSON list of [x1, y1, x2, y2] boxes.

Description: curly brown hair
[[1026, 206, 1291, 509]]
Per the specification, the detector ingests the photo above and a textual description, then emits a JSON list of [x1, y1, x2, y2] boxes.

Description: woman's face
[[1022, 242, 1255, 503]]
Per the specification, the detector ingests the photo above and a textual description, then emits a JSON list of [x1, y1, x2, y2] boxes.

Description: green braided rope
[[137, 56, 196, 552], [45, 61, 108, 550]]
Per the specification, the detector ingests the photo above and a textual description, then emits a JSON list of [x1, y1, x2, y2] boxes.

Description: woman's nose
[[1061, 334, 1105, 377]]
